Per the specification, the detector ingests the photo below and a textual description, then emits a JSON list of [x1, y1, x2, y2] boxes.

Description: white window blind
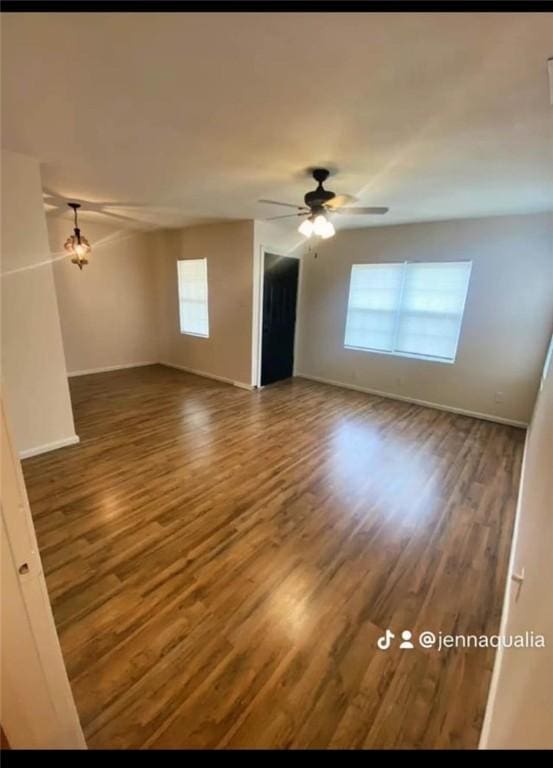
[[344, 261, 471, 362], [177, 258, 209, 337], [344, 263, 404, 352]]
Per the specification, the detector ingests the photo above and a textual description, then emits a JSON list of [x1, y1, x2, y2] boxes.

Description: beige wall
[[480, 336, 553, 748], [296, 213, 553, 425], [153, 221, 255, 387], [1, 150, 77, 456], [48, 218, 158, 374], [253, 220, 305, 259]]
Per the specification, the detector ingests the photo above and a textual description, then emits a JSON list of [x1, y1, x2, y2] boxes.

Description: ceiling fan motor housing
[[304, 169, 335, 209]]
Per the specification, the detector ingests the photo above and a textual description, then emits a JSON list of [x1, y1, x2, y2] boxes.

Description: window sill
[[180, 331, 210, 339], [344, 345, 456, 365]]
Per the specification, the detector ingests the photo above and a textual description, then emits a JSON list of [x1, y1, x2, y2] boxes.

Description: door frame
[[1, 396, 86, 749], [252, 244, 302, 389]]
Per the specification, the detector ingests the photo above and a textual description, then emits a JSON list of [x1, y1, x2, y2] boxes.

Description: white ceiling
[[2, 12, 553, 232]]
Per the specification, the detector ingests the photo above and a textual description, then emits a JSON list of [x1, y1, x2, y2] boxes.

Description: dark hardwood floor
[[22, 364, 524, 748]]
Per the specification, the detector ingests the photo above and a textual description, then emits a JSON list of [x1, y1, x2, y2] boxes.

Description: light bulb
[[298, 218, 314, 238], [75, 243, 86, 256], [320, 220, 336, 239], [312, 214, 328, 236]]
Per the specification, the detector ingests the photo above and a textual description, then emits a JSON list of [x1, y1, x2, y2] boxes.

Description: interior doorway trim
[[1, 398, 86, 749], [252, 244, 302, 389]]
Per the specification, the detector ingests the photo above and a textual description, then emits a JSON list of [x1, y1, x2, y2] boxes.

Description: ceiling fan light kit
[[321, 220, 336, 239], [312, 214, 335, 238], [259, 168, 389, 240], [64, 203, 91, 269], [298, 218, 314, 238]]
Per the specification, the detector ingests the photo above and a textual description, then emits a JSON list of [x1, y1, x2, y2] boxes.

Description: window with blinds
[[344, 261, 472, 362], [177, 258, 209, 337]]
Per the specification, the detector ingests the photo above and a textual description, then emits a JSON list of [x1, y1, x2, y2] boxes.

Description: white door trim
[[1, 397, 86, 749]]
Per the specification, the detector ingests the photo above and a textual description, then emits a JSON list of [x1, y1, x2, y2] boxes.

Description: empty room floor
[[22, 365, 524, 749]]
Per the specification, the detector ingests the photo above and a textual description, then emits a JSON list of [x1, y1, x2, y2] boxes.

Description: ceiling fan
[[259, 168, 388, 239]]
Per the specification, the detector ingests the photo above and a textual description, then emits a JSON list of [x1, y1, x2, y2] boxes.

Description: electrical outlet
[[494, 391, 504, 404]]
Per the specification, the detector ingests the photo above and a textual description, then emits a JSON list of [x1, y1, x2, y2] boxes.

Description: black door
[[261, 253, 299, 386]]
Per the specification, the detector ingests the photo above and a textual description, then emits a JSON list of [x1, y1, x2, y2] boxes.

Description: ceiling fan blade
[[324, 193, 358, 209], [264, 212, 309, 221], [258, 199, 308, 210], [334, 206, 389, 215]]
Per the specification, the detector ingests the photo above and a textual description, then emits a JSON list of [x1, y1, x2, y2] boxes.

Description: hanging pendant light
[[64, 203, 91, 269]]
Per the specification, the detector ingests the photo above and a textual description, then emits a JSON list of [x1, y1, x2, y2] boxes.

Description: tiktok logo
[[377, 629, 395, 650], [377, 628, 416, 650]]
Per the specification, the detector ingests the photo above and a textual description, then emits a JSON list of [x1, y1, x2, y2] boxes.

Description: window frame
[[344, 260, 472, 364], [177, 257, 210, 338]]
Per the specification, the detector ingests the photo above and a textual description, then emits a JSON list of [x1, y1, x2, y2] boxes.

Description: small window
[[177, 258, 209, 337], [344, 261, 472, 363]]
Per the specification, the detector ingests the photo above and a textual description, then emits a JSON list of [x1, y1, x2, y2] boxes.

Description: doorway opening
[[259, 252, 300, 387]]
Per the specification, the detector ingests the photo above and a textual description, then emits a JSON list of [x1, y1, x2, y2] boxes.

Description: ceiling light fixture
[[263, 167, 388, 241], [320, 219, 336, 239], [312, 214, 328, 236], [297, 212, 335, 240], [298, 218, 314, 238], [64, 203, 91, 269]]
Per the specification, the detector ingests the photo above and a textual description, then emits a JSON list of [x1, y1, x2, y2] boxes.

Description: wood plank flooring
[[22, 365, 524, 749]]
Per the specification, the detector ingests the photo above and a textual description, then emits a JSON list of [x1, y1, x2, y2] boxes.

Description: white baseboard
[[231, 380, 256, 391], [67, 361, 156, 377], [295, 372, 527, 428], [19, 434, 80, 460], [160, 362, 255, 391]]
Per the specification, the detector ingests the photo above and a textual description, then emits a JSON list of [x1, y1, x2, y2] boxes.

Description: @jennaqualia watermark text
[[377, 629, 546, 652]]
